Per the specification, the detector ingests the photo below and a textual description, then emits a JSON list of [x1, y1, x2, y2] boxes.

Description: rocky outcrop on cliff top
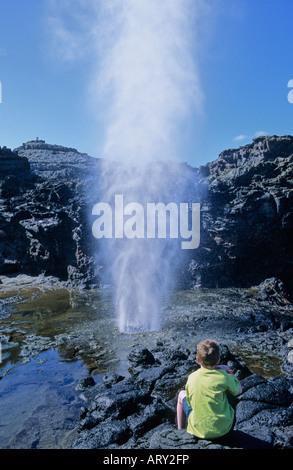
[[0, 142, 99, 287], [14, 140, 101, 181], [1, 135, 293, 292], [72, 344, 293, 449]]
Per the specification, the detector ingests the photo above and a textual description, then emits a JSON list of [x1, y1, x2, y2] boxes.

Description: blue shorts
[[182, 397, 192, 419]]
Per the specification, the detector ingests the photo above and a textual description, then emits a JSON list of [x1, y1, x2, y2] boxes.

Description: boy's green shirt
[[185, 367, 240, 439]]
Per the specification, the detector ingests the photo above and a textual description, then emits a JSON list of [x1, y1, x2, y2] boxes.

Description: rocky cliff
[[1, 135, 293, 295], [0, 142, 98, 286], [193, 135, 293, 296]]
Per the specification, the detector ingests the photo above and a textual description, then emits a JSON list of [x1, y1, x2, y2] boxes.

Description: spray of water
[[48, 0, 206, 333]]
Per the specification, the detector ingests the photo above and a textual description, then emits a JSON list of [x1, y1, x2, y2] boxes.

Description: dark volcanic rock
[[0, 146, 30, 179], [72, 344, 293, 449], [0, 176, 97, 286], [193, 135, 293, 295], [282, 339, 293, 376], [1, 134, 293, 292], [0, 141, 100, 287], [128, 347, 156, 368]]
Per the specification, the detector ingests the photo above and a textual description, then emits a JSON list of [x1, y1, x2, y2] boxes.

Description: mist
[[95, 0, 203, 166], [48, 0, 206, 333]]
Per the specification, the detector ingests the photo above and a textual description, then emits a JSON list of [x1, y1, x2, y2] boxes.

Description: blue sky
[[0, 0, 293, 168]]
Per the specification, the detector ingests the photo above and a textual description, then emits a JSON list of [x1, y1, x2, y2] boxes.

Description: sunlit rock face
[[0, 141, 98, 286], [1, 135, 293, 299], [193, 135, 293, 296]]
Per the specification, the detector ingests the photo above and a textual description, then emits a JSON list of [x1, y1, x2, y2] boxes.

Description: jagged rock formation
[[0, 146, 30, 178], [1, 137, 293, 450], [72, 344, 293, 449], [0, 142, 98, 286], [1, 135, 293, 294], [192, 135, 293, 296]]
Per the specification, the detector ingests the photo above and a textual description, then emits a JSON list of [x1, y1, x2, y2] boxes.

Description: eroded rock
[[72, 343, 293, 450]]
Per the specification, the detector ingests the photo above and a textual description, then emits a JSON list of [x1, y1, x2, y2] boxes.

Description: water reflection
[[0, 284, 286, 448], [0, 286, 165, 448], [0, 349, 87, 448]]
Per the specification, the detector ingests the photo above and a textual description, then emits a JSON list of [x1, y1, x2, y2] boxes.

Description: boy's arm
[[214, 364, 242, 395]]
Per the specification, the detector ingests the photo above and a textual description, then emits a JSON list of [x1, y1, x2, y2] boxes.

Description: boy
[[177, 339, 242, 439]]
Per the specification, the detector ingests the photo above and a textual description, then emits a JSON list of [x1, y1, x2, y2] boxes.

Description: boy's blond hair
[[197, 339, 220, 367]]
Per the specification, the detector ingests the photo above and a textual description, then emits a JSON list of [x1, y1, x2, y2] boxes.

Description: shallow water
[[0, 283, 287, 448], [0, 285, 167, 448], [0, 349, 86, 448]]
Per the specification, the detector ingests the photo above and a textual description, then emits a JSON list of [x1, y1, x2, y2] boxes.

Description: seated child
[[177, 338, 242, 439]]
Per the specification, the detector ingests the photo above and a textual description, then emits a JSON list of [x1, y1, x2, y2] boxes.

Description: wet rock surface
[[1, 135, 293, 449], [0, 281, 293, 449], [72, 344, 293, 449], [69, 282, 293, 450]]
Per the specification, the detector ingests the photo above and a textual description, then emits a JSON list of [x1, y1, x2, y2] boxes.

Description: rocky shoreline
[[1, 135, 293, 449], [0, 275, 293, 449], [70, 277, 293, 450], [73, 342, 293, 450]]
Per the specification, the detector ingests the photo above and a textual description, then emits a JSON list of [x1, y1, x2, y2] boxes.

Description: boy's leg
[[176, 390, 187, 429]]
